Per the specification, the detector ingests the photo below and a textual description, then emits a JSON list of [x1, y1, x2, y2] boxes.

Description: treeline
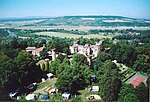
[[92, 39, 149, 102], [113, 30, 150, 43], [99, 38, 150, 74], [0, 29, 9, 37], [89, 29, 150, 34]]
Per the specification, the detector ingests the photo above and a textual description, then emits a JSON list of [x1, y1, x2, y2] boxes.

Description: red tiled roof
[[130, 75, 146, 88], [35, 46, 45, 52]]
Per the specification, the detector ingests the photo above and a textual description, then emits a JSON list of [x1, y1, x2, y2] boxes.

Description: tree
[[110, 43, 137, 66], [45, 61, 50, 72], [98, 61, 121, 102], [136, 83, 149, 102], [55, 64, 90, 94], [41, 62, 45, 71], [40, 48, 48, 59], [118, 84, 140, 102], [123, 93, 140, 102], [14, 51, 40, 87], [55, 54, 91, 94], [93, 51, 111, 70], [49, 59, 61, 75], [71, 53, 88, 66], [0, 53, 16, 91], [133, 54, 150, 72]]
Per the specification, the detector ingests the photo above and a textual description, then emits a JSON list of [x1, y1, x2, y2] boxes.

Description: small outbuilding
[[91, 86, 99, 92]]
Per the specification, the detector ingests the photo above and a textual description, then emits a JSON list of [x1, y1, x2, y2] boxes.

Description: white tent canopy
[[62, 92, 70, 99], [25, 93, 35, 100], [91, 86, 99, 92], [47, 73, 53, 79]]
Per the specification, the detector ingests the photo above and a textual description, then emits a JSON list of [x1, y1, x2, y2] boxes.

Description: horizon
[[0, 0, 150, 19]]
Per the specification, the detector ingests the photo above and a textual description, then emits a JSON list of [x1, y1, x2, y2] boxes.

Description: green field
[[34, 31, 112, 39]]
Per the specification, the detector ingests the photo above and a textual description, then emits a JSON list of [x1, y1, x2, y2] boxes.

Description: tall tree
[[98, 61, 121, 102], [118, 84, 140, 102], [136, 83, 149, 102]]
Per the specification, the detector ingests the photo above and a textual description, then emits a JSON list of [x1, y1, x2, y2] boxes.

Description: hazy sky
[[0, 0, 150, 18]]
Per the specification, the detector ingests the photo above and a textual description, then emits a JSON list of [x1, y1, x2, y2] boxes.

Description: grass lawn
[[36, 78, 57, 90], [78, 89, 89, 101]]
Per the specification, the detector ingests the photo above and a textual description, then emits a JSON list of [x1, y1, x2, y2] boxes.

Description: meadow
[[34, 31, 112, 39]]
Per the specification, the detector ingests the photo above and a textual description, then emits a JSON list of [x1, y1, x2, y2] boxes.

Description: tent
[[40, 95, 49, 100], [49, 88, 58, 94], [25, 93, 35, 100], [91, 86, 99, 92], [9, 91, 18, 99], [62, 92, 71, 99], [47, 73, 53, 79]]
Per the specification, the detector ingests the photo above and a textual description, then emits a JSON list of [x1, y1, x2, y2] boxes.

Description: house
[[32, 45, 46, 56], [91, 86, 99, 92], [26, 45, 46, 56], [62, 92, 71, 99], [26, 47, 36, 53]]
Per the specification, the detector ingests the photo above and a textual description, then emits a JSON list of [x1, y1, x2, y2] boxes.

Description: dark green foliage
[[48, 37, 70, 54], [98, 61, 121, 102], [136, 83, 149, 102], [40, 48, 48, 59], [72, 53, 88, 66], [0, 29, 9, 37], [110, 43, 137, 66], [0, 51, 43, 100], [93, 51, 112, 71], [55, 54, 91, 94], [113, 30, 150, 43], [133, 54, 150, 72], [123, 93, 140, 102], [118, 84, 139, 102]]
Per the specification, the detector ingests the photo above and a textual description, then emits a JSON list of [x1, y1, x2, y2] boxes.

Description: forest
[[0, 28, 149, 101]]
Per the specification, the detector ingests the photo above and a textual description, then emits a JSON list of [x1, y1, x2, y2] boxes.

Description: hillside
[[0, 16, 150, 27]]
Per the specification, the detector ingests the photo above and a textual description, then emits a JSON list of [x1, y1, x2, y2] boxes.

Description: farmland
[[34, 31, 112, 39]]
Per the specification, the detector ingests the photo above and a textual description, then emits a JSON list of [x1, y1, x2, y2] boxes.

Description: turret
[[52, 49, 56, 61]]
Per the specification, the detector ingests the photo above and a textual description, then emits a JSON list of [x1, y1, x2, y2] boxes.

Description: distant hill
[[0, 16, 150, 27]]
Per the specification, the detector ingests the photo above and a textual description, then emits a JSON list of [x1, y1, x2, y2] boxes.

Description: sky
[[0, 0, 150, 19]]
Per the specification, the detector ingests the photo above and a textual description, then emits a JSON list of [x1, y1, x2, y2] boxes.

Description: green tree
[[133, 54, 150, 72], [136, 83, 149, 102], [93, 51, 111, 70], [98, 61, 121, 102], [72, 53, 88, 66], [55, 54, 91, 94], [41, 63, 46, 71], [15, 50, 39, 87], [123, 93, 140, 102], [56, 64, 90, 94], [118, 84, 139, 102]]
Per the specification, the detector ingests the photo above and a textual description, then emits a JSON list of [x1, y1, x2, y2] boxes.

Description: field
[[5, 26, 148, 31], [34, 31, 112, 39]]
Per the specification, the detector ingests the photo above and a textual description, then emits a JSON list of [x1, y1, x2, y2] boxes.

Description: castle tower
[[86, 55, 92, 66], [52, 49, 56, 61]]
